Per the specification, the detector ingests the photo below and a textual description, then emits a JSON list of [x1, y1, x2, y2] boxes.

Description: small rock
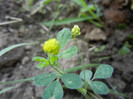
[[84, 27, 106, 41], [19, 25, 26, 33], [0, 48, 24, 69], [40, 29, 46, 34], [22, 56, 30, 65], [25, 45, 32, 50]]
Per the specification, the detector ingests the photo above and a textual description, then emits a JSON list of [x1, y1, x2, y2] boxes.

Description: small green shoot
[[118, 42, 131, 55]]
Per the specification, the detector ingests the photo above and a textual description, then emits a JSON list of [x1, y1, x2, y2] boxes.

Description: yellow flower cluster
[[43, 39, 60, 55], [71, 25, 81, 38]]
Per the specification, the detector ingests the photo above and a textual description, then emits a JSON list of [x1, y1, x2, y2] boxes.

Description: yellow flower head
[[71, 25, 81, 38], [43, 39, 60, 55]]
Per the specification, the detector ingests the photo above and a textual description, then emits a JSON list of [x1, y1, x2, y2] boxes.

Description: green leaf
[[43, 16, 95, 27], [118, 46, 131, 55], [88, 4, 96, 11], [90, 81, 109, 95], [37, 61, 49, 69], [61, 73, 82, 89], [0, 86, 16, 95], [79, 70, 92, 82], [57, 28, 71, 49], [32, 56, 47, 62], [72, 0, 88, 8], [42, 80, 63, 99], [33, 73, 57, 86], [93, 64, 113, 79], [43, 0, 52, 6], [0, 43, 32, 56], [58, 46, 77, 58], [50, 56, 58, 65], [118, 42, 131, 55]]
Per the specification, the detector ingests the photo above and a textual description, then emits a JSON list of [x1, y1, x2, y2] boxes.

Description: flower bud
[[71, 25, 81, 38]]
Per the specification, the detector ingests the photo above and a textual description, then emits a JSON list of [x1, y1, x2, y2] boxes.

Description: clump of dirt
[[102, 0, 132, 35], [103, 9, 128, 25]]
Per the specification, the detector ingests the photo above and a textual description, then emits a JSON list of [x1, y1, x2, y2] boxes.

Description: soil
[[0, 0, 133, 99]]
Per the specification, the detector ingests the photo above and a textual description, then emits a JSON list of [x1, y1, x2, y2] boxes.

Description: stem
[[74, 38, 85, 79], [49, 60, 63, 74], [74, 38, 88, 93], [48, 54, 63, 74], [63, 85, 90, 99], [77, 88, 90, 99], [109, 89, 131, 99], [106, 79, 125, 99], [65, 63, 99, 73], [88, 92, 99, 99], [0, 78, 33, 85], [57, 63, 64, 73], [74, 38, 84, 65], [87, 9, 103, 26], [57, 0, 60, 12]]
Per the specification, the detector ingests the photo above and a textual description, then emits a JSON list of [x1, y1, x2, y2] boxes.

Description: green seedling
[[31, 26, 113, 98], [0, 25, 119, 99], [118, 41, 131, 55]]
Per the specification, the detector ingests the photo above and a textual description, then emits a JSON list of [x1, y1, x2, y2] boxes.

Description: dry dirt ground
[[0, 0, 133, 99]]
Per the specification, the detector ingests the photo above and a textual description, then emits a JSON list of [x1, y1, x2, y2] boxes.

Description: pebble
[[40, 29, 46, 34], [25, 45, 32, 50], [22, 56, 30, 65], [84, 27, 106, 41]]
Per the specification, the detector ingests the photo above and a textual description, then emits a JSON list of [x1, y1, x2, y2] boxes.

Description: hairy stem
[[48, 54, 63, 74]]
